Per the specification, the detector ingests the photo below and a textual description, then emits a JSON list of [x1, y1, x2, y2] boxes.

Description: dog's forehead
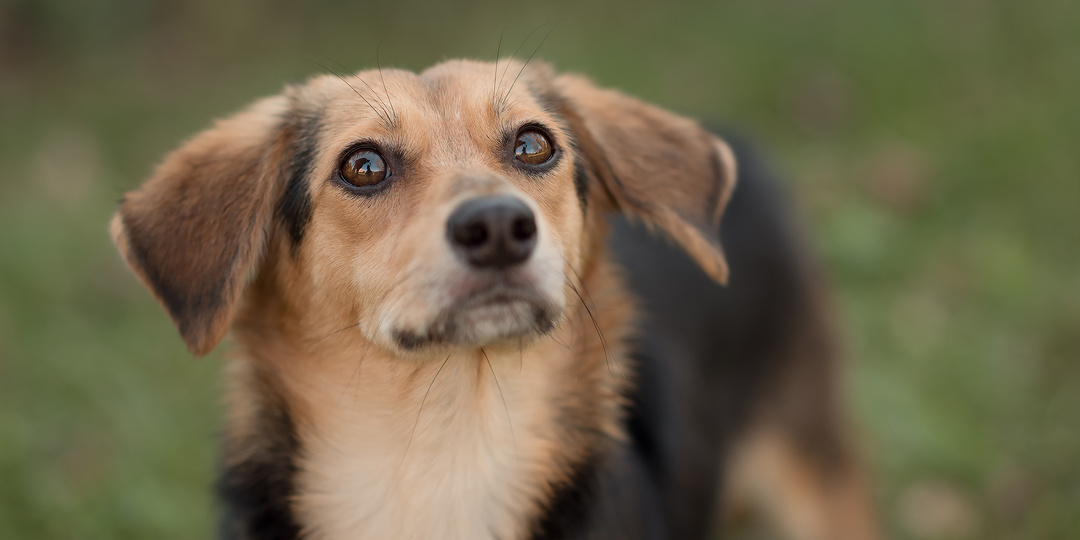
[[418, 59, 503, 92], [307, 60, 550, 131]]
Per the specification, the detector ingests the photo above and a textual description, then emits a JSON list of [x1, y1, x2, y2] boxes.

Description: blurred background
[[1, 0, 1077, 538]]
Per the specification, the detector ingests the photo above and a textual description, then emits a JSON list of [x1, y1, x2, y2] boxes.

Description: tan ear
[[111, 95, 311, 356], [553, 74, 737, 283]]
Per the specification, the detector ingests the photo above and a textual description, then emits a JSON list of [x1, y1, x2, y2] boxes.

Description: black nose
[[447, 196, 537, 269]]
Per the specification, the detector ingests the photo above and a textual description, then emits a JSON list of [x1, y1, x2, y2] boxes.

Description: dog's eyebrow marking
[[276, 108, 321, 253]]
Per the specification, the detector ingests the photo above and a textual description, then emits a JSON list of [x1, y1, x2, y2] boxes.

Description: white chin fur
[[456, 299, 541, 344]]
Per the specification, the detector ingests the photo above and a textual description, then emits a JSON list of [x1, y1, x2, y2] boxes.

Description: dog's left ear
[[110, 95, 304, 356], [553, 75, 737, 284]]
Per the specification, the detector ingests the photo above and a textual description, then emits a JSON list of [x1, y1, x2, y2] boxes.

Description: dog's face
[[111, 60, 736, 358], [294, 62, 582, 354]]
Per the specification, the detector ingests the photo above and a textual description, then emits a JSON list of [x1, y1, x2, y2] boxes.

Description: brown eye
[[514, 129, 553, 165], [340, 149, 388, 187]]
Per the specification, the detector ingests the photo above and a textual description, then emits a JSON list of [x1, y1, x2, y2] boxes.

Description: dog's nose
[[447, 196, 537, 269]]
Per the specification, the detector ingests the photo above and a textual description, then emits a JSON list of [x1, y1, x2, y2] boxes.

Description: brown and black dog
[[111, 59, 879, 540]]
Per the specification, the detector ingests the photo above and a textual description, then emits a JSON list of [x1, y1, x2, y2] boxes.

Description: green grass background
[[1, 1, 1077, 538]]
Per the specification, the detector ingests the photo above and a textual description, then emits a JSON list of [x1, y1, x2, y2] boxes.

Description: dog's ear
[[111, 95, 307, 356], [553, 75, 737, 283]]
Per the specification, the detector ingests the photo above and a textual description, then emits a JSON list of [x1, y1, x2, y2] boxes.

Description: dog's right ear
[[111, 95, 309, 356], [551, 74, 737, 284]]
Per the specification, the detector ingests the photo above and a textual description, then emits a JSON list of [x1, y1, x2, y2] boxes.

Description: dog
[[111, 59, 880, 540]]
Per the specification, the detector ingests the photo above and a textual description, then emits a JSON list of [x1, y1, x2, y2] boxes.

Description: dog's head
[[111, 60, 736, 358]]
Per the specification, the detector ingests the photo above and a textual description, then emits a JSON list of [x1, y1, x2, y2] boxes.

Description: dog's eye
[[514, 130, 553, 165], [340, 149, 388, 187]]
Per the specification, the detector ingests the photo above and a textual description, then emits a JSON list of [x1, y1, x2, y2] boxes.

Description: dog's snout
[[448, 196, 537, 269]]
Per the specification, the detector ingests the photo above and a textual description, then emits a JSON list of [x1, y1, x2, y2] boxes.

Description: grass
[[1, 0, 1078, 538]]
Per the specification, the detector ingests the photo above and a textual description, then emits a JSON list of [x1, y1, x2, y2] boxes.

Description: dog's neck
[[226, 257, 633, 540]]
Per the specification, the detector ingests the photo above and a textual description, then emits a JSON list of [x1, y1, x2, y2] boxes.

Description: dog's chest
[[291, 358, 555, 540]]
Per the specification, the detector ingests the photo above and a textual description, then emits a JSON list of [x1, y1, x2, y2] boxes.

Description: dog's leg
[[726, 423, 881, 540], [721, 341, 881, 540], [723, 302, 883, 540]]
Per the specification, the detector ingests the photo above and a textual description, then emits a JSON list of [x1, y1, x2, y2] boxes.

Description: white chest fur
[[291, 350, 564, 540]]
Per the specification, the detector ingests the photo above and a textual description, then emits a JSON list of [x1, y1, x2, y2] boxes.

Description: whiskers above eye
[[375, 44, 396, 123], [313, 57, 397, 128], [493, 20, 561, 114]]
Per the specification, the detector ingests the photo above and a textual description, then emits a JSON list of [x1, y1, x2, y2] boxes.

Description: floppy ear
[[111, 95, 309, 356], [553, 75, 737, 284]]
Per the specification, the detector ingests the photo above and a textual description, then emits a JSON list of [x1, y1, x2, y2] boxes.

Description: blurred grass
[[1, 0, 1078, 538]]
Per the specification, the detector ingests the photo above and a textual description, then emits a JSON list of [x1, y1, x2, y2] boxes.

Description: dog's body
[[609, 137, 878, 540], [112, 60, 878, 540]]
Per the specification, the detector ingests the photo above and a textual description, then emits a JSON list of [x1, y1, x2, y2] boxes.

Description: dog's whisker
[[565, 274, 621, 379], [378, 268, 423, 305], [394, 353, 452, 484], [517, 337, 524, 374], [377, 269, 434, 326], [497, 22, 551, 111], [482, 347, 517, 457], [353, 75, 394, 125], [376, 43, 397, 126], [308, 268, 422, 348], [320, 55, 394, 124], [555, 259, 590, 352], [370, 267, 426, 324], [493, 28, 507, 113], [548, 332, 574, 352], [567, 264, 599, 310], [313, 60, 391, 126], [502, 20, 561, 110], [310, 322, 361, 345], [567, 263, 609, 332]]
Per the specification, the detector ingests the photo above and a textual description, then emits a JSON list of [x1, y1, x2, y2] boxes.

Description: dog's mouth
[[392, 281, 559, 351]]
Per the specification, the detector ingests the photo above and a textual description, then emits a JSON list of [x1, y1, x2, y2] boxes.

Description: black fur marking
[[277, 112, 320, 254], [393, 327, 445, 351], [572, 149, 589, 213], [392, 318, 459, 350], [534, 306, 558, 335], [529, 454, 600, 539], [217, 379, 303, 540]]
